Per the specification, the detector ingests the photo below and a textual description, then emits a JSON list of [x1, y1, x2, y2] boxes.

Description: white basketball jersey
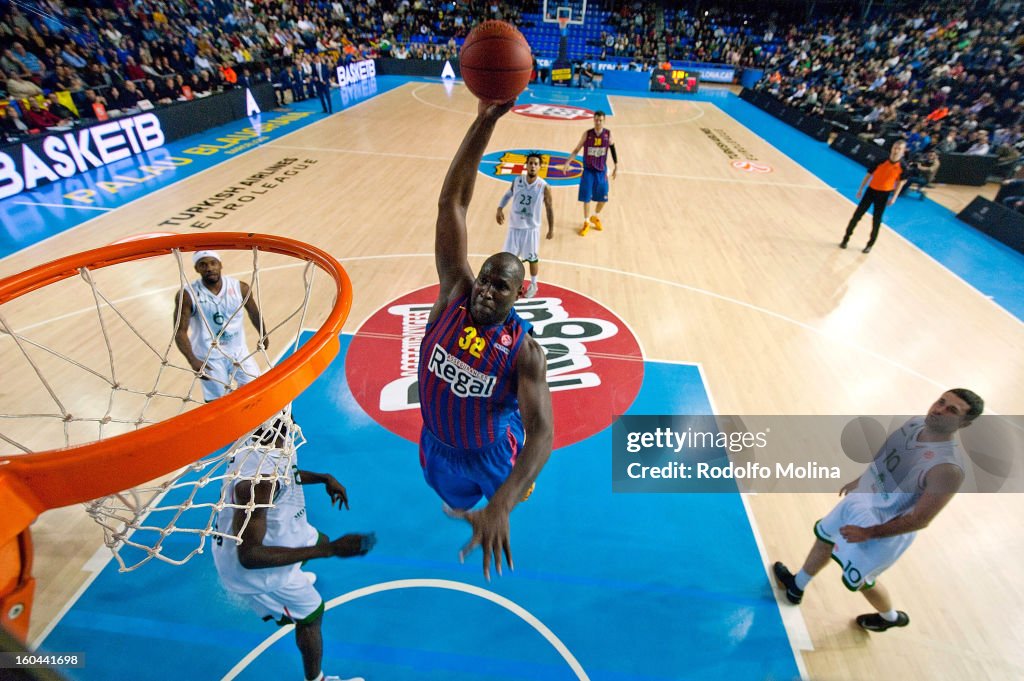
[[854, 416, 964, 525], [212, 445, 318, 595], [187, 275, 249, 360], [509, 174, 547, 231]]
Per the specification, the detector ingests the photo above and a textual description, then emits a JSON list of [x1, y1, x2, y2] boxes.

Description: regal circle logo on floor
[[480, 149, 582, 186], [346, 283, 644, 450], [512, 103, 595, 120]]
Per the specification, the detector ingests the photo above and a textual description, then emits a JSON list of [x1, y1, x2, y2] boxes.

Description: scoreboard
[[650, 69, 700, 94]]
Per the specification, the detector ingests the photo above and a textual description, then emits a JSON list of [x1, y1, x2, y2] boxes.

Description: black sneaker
[[839, 240, 849, 249], [772, 562, 804, 605], [857, 611, 910, 632]]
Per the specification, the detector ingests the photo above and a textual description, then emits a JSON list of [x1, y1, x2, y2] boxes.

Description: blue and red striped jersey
[[583, 128, 611, 172], [418, 295, 533, 450]]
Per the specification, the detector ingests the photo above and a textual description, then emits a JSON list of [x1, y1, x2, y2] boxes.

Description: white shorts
[[199, 354, 260, 401], [502, 228, 541, 263], [240, 568, 323, 625], [815, 495, 915, 590]]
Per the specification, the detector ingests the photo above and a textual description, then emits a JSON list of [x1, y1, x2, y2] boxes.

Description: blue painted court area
[[41, 335, 799, 681]]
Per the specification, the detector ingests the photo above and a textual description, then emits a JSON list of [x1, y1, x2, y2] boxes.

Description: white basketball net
[[0, 244, 327, 570], [86, 414, 304, 572]]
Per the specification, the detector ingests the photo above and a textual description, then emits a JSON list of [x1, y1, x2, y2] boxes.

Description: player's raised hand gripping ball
[[459, 20, 533, 104]]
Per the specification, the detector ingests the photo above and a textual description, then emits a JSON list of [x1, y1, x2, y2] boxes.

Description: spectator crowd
[[0, 0, 523, 138], [1, 0, 1021, 206], [750, 2, 1022, 184]]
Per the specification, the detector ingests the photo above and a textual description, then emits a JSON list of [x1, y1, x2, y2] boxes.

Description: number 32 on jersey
[[459, 326, 486, 359]]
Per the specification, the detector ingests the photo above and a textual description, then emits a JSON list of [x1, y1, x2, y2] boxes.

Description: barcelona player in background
[[562, 110, 618, 236]]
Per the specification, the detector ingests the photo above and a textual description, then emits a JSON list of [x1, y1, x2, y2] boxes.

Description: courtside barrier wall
[[0, 84, 279, 200]]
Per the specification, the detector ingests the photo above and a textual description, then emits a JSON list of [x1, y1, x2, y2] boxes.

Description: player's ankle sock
[[879, 609, 899, 622], [795, 570, 812, 590], [531, 276, 537, 285]]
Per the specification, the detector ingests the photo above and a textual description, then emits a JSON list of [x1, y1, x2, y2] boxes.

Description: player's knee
[[295, 602, 326, 628]]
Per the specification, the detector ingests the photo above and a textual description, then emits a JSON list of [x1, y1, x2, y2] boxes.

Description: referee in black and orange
[[840, 139, 908, 254]]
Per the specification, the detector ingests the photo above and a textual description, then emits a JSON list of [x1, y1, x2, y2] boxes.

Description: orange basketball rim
[[0, 232, 352, 640]]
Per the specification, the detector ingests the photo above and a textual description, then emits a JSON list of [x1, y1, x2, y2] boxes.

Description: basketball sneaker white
[[526, 281, 538, 298]]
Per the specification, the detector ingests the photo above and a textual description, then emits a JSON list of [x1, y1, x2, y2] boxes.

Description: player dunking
[[561, 110, 618, 236], [496, 152, 555, 299], [419, 100, 554, 580]]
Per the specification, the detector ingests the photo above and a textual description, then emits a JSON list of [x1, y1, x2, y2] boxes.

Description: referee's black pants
[[843, 187, 891, 247]]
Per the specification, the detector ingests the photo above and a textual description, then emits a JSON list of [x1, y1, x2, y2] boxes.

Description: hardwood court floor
[[3, 82, 1022, 680]]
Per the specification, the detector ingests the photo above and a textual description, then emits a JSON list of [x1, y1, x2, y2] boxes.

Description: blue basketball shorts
[[419, 414, 524, 510], [578, 167, 609, 203]]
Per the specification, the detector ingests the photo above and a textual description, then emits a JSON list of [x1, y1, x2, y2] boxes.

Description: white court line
[[220, 578, 591, 681], [719, 94, 1024, 328], [700, 375, 812, 679], [740, 490, 813, 679], [269, 144, 450, 162], [31, 338, 305, 648], [12, 201, 113, 211], [1, 261, 302, 336], [347, 283, 650, 364], [410, 83, 703, 128], [0, 85, 390, 267], [407, 82, 599, 116], [624, 168, 829, 190], [31, 544, 113, 650], [0, 253, 958, 391], [6, 85, 1017, 335], [534, 257, 948, 391], [264, 144, 825, 193], [525, 89, 589, 104], [411, 82, 477, 116], [609, 101, 706, 128]]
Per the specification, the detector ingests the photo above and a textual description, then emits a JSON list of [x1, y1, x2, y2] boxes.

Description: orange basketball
[[459, 20, 533, 103]]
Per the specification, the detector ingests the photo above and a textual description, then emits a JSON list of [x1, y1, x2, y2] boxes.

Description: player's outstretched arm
[[233, 480, 331, 568], [172, 290, 204, 373], [560, 131, 587, 173], [434, 100, 515, 308], [240, 281, 269, 349], [233, 479, 374, 567], [497, 186, 513, 225], [839, 463, 964, 542], [497, 336, 553, 507], [327, 532, 376, 558], [543, 185, 555, 238], [838, 475, 862, 496], [889, 179, 907, 205], [296, 469, 349, 509], [447, 336, 552, 579], [855, 170, 873, 198]]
